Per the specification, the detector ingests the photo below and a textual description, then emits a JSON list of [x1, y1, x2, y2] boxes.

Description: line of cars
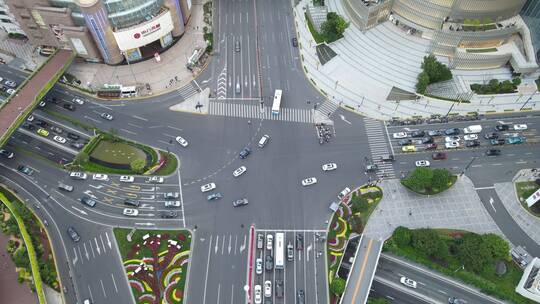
[[24, 115, 87, 149], [395, 123, 529, 157], [0, 76, 17, 96]]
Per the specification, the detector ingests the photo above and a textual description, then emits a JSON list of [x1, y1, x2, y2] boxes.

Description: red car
[[425, 143, 437, 150], [432, 152, 447, 160]]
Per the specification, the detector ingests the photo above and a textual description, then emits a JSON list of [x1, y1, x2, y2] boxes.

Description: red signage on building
[[133, 24, 161, 39]]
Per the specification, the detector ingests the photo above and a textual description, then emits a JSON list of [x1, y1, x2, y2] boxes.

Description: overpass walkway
[[0, 49, 75, 146]]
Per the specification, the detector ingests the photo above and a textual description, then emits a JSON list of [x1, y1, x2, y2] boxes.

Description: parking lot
[[253, 229, 328, 304]]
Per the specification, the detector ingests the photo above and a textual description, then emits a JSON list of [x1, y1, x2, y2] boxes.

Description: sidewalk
[[0, 30, 47, 71], [66, 0, 207, 96], [293, 0, 540, 120], [363, 177, 505, 242]]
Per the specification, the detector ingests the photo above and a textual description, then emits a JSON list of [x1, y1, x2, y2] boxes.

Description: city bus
[[275, 232, 285, 269], [271, 89, 283, 115]]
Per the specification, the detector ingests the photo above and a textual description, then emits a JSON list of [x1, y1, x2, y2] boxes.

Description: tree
[[457, 233, 493, 273], [416, 71, 430, 94], [330, 277, 346, 295], [411, 229, 448, 260], [500, 80, 514, 93], [402, 167, 433, 193], [481, 233, 510, 261], [431, 168, 453, 190], [421, 55, 452, 83], [393, 226, 412, 247], [321, 12, 349, 43], [130, 158, 146, 174], [368, 298, 391, 304]]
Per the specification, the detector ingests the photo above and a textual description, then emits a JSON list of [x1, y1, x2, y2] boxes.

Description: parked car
[[445, 136, 460, 142], [514, 124, 528, 130], [448, 297, 467, 304], [53, 135, 66, 143], [164, 201, 181, 207], [427, 130, 443, 136], [486, 149, 501, 156], [507, 136, 525, 144], [67, 132, 80, 140], [445, 141, 459, 149], [287, 242, 294, 261], [291, 37, 298, 47], [63, 103, 75, 111], [398, 139, 412, 146], [432, 152, 447, 160], [420, 136, 433, 144], [146, 176, 164, 183], [297, 289, 305, 304], [123, 208, 139, 217], [232, 198, 248, 207], [0, 149, 14, 159], [266, 234, 274, 250], [338, 187, 351, 199], [35, 119, 47, 127], [392, 132, 408, 139], [58, 182, 73, 192], [275, 280, 284, 298], [67, 227, 80, 242], [51, 126, 63, 134], [465, 140, 480, 147], [176, 136, 188, 147], [81, 197, 96, 207], [207, 193, 223, 201], [424, 143, 437, 150], [72, 98, 85, 105], [124, 199, 140, 207], [463, 134, 478, 141], [264, 281, 272, 298], [265, 255, 273, 271], [254, 285, 262, 304], [495, 124, 509, 131], [296, 234, 304, 250], [37, 128, 49, 137], [119, 175, 134, 183], [484, 132, 498, 140], [401, 145, 416, 152], [257, 234, 264, 249], [256, 258, 263, 274], [22, 122, 35, 130], [239, 147, 251, 159], [160, 211, 178, 218], [490, 139, 505, 146], [17, 165, 34, 176], [92, 174, 108, 181], [164, 192, 180, 199], [410, 130, 425, 138], [258, 134, 270, 148], [70, 172, 87, 180], [444, 128, 460, 135]]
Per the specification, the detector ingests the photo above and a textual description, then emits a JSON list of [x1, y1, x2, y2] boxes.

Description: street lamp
[[520, 90, 537, 110], [460, 156, 477, 176], [122, 51, 138, 84]]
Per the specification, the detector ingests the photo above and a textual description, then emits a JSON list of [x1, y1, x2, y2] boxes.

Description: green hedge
[[0, 192, 46, 303]]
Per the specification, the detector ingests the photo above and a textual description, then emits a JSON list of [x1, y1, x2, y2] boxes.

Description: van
[[381, 154, 394, 162], [258, 135, 270, 148], [463, 125, 482, 134]]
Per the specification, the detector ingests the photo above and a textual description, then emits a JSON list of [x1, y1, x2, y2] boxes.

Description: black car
[[35, 119, 48, 127], [265, 255, 273, 271], [297, 290, 305, 304], [81, 197, 97, 207], [420, 136, 433, 144], [124, 198, 140, 207], [291, 37, 298, 47], [160, 211, 178, 218], [490, 139, 505, 146], [427, 130, 443, 136], [275, 279, 284, 298], [67, 227, 80, 242], [67, 132, 80, 140], [444, 128, 460, 135], [483, 132, 498, 140], [296, 234, 303, 250], [239, 147, 251, 159], [495, 124, 509, 131], [63, 103, 75, 111], [49, 97, 61, 104], [410, 130, 425, 138], [22, 122, 35, 130], [465, 140, 480, 147], [398, 139, 412, 146], [486, 149, 501, 156]]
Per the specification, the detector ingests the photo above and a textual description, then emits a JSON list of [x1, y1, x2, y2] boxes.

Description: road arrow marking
[[72, 248, 78, 265], [240, 234, 246, 253], [215, 235, 219, 254], [106, 232, 112, 249], [135, 222, 155, 226], [83, 190, 97, 199], [142, 187, 155, 192], [307, 244, 312, 262], [72, 206, 87, 215], [228, 235, 232, 254], [100, 234, 106, 253], [489, 197, 496, 212], [339, 114, 351, 125]]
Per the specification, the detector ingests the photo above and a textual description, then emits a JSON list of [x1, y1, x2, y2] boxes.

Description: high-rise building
[[0, 0, 25, 35], [5, 0, 192, 64], [521, 0, 540, 63], [343, 0, 538, 72]]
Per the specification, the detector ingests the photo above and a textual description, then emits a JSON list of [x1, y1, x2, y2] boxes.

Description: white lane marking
[[106, 232, 112, 249], [132, 115, 148, 121], [100, 279, 107, 297], [111, 273, 118, 293], [120, 128, 137, 135], [167, 125, 183, 132], [203, 235, 213, 304]]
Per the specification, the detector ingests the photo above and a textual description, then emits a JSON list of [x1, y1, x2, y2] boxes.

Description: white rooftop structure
[[516, 257, 540, 302]]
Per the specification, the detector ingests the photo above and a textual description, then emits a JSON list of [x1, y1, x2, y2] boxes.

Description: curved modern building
[[343, 0, 538, 72], [5, 0, 192, 64]]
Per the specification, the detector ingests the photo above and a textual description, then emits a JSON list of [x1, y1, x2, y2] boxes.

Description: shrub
[[330, 277, 346, 295], [411, 229, 448, 260], [393, 226, 412, 247], [349, 215, 364, 234], [401, 167, 455, 195], [320, 12, 349, 43], [130, 158, 146, 174], [416, 55, 452, 93], [457, 233, 492, 274]]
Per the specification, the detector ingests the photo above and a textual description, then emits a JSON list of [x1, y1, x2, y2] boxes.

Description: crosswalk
[[315, 100, 339, 117], [177, 82, 199, 100], [363, 117, 396, 179], [209, 101, 314, 123]]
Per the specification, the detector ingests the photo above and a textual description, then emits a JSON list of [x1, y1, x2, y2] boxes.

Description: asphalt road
[[369, 280, 432, 304]]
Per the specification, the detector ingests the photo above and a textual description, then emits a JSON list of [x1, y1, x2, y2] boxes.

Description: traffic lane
[[369, 280, 432, 304], [0, 65, 29, 84], [476, 189, 540, 256], [378, 254, 503, 304], [9, 132, 75, 164]]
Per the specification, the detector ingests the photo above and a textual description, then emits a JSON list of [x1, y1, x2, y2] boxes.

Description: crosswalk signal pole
[[260, 97, 264, 113]]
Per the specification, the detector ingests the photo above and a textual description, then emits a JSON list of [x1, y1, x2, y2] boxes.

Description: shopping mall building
[[343, 0, 540, 72], [4, 0, 192, 64]]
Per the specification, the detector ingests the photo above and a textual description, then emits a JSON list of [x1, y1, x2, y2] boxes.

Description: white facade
[[0, 0, 24, 35]]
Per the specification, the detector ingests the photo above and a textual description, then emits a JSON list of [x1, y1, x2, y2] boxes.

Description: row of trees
[[393, 227, 510, 274], [401, 167, 455, 194], [470, 78, 521, 95], [416, 55, 453, 94]]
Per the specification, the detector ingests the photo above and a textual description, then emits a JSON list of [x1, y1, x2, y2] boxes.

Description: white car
[[176, 136, 188, 147], [69, 172, 87, 180], [164, 201, 181, 207], [73, 98, 85, 105], [338, 187, 351, 199], [6, 88, 15, 95], [445, 136, 460, 142], [256, 258, 263, 275], [146, 176, 164, 183], [26, 115, 34, 122], [463, 134, 478, 141], [264, 281, 272, 298], [301, 177, 317, 186], [445, 141, 459, 149], [92, 174, 109, 181], [200, 182, 216, 192], [514, 124, 528, 130], [233, 166, 247, 177], [100, 113, 113, 120], [393, 132, 408, 139], [39, 101, 46, 107], [53, 135, 66, 143], [119, 175, 134, 183], [322, 163, 337, 171], [400, 276, 417, 288], [415, 160, 430, 167], [123, 208, 139, 217], [254, 285, 262, 304], [266, 234, 273, 250], [4, 80, 16, 87]]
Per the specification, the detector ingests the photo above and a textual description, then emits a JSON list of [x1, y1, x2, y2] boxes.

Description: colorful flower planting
[[114, 229, 192, 304]]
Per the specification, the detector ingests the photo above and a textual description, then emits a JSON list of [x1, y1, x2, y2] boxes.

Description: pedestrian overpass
[[0, 49, 75, 147]]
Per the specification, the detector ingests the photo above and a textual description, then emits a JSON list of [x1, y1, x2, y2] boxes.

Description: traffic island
[[384, 227, 533, 304], [515, 180, 540, 217], [326, 185, 383, 303], [401, 167, 457, 195], [0, 185, 61, 303], [114, 228, 192, 304]]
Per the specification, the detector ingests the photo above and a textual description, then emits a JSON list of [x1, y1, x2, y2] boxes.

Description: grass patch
[[305, 13, 325, 44], [155, 152, 179, 176], [91, 141, 147, 166], [79, 160, 134, 175], [114, 228, 192, 304], [516, 181, 540, 217], [384, 228, 534, 304]]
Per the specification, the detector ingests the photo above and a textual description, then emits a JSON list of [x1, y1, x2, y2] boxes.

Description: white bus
[[271, 89, 283, 115], [121, 86, 137, 98], [275, 232, 285, 269]]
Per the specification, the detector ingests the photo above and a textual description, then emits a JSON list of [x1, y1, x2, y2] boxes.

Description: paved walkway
[[66, 0, 207, 96], [364, 177, 504, 241], [0, 232, 37, 304], [293, 0, 540, 120], [0, 30, 47, 71], [495, 179, 540, 246]]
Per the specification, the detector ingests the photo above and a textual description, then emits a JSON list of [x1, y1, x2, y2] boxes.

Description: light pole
[[122, 51, 138, 84], [520, 90, 537, 110], [460, 156, 477, 176]]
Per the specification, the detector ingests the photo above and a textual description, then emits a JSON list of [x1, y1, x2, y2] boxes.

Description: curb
[[182, 228, 195, 304]]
